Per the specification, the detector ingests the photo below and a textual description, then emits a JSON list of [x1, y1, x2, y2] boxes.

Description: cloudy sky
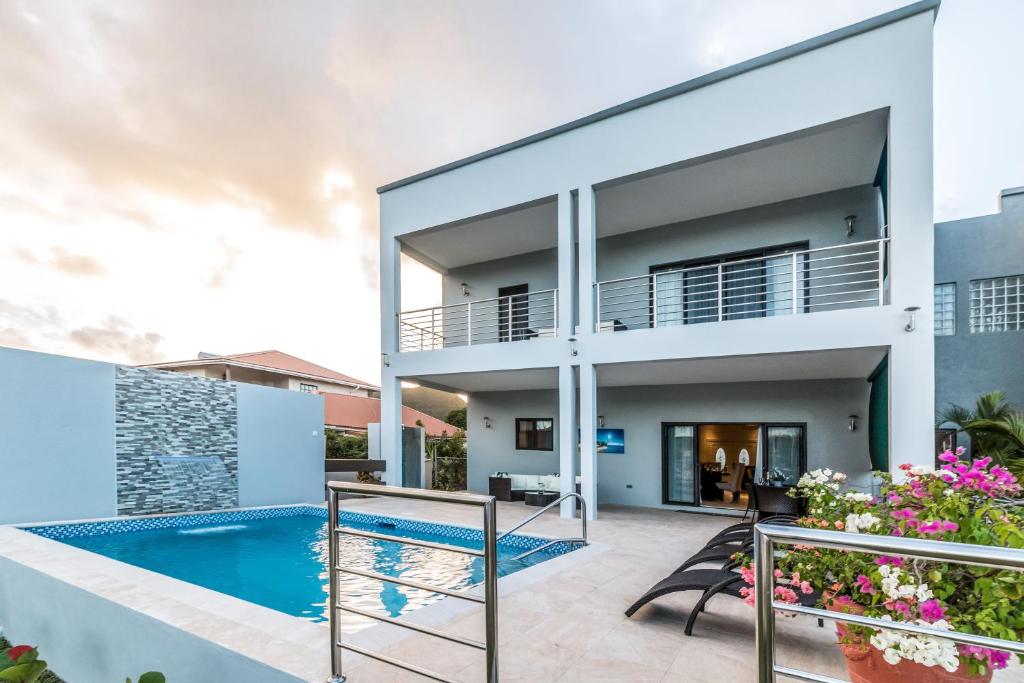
[[1, 0, 1020, 384]]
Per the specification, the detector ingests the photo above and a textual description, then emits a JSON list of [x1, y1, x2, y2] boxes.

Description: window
[[515, 418, 553, 451], [970, 275, 1023, 333], [299, 383, 319, 393], [934, 283, 956, 336]]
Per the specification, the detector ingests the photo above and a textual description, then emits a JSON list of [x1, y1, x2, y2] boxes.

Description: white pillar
[[380, 374, 403, 486], [557, 190, 575, 339], [886, 57, 934, 474], [579, 362, 597, 520], [577, 186, 596, 336], [558, 363, 578, 518]]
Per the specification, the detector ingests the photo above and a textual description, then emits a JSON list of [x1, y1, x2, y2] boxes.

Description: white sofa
[[488, 472, 581, 501]]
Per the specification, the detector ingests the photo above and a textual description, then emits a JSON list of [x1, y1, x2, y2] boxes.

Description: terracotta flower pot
[[823, 595, 993, 683]]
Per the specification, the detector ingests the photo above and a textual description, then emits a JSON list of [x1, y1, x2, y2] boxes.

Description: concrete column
[[556, 190, 575, 340], [577, 186, 596, 336], [380, 235, 401, 356], [380, 373, 403, 486], [886, 54, 934, 474], [579, 362, 597, 520], [558, 363, 578, 518]]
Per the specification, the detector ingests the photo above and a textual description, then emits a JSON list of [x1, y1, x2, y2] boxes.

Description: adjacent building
[[145, 350, 458, 436], [377, 2, 938, 518], [934, 186, 1024, 422]]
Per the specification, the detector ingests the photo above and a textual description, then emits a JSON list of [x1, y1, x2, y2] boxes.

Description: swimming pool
[[25, 506, 574, 627]]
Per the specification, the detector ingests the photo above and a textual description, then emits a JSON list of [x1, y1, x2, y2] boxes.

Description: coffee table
[[523, 490, 559, 507]]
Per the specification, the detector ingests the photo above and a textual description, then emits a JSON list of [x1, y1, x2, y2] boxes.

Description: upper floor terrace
[[393, 110, 893, 362]]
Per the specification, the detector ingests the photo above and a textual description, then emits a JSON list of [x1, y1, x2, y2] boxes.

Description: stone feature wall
[[115, 366, 238, 516]]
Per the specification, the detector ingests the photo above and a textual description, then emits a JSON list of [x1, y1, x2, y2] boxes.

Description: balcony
[[595, 238, 887, 332], [399, 289, 557, 352]]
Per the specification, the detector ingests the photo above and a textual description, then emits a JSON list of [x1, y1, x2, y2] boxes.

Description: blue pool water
[[27, 507, 572, 625]]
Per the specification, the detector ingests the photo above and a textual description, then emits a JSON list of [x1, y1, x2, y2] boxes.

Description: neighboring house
[[144, 350, 378, 397], [144, 350, 458, 435], [934, 186, 1024, 446], [376, 2, 938, 519], [323, 393, 459, 437]]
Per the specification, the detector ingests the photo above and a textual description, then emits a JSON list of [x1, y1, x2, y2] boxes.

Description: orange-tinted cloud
[[68, 317, 164, 365]]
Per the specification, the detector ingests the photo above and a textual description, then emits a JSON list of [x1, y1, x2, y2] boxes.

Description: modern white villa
[[376, 0, 935, 520]]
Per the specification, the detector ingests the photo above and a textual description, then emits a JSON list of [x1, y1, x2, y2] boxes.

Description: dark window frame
[[648, 241, 811, 327], [761, 423, 808, 486], [515, 417, 554, 451], [299, 383, 319, 393]]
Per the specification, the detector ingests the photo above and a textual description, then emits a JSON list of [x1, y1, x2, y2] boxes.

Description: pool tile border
[[22, 505, 577, 554]]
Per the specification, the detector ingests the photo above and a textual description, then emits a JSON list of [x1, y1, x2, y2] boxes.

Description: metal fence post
[[483, 498, 499, 683], [790, 252, 798, 315], [717, 264, 725, 321], [327, 489, 346, 683], [877, 239, 885, 306], [754, 525, 775, 683], [467, 301, 473, 346]]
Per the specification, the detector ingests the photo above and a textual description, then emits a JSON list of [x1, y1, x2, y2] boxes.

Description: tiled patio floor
[[336, 496, 848, 682]]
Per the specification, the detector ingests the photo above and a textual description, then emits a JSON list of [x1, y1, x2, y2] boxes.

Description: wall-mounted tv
[[596, 428, 625, 454]]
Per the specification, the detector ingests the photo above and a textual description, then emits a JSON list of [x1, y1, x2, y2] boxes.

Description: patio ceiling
[[400, 109, 887, 271], [596, 347, 888, 387], [407, 347, 886, 394]]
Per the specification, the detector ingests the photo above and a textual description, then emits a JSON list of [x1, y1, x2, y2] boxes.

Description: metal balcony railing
[[399, 289, 557, 352], [326, 481, 498, 683], [753, 522, 1024, 683], [595, 238, 889, 333]]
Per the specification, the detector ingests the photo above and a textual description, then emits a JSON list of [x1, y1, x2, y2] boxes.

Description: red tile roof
[[323, 393, 461, 436], [145, 350, 377, 389], [220, 350, 375, 388]]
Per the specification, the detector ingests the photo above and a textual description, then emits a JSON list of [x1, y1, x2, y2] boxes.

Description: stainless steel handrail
[[326, 481, 498, 683], [753, 522, 1024, 683], [495, 492, 587, 564]]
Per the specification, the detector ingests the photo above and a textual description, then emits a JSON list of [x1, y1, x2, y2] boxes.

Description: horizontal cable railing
[[326, 481, 498, 683], [595, 238, 889, 333], [753, 522, 1024, 683], [399, 288, 557, 352]]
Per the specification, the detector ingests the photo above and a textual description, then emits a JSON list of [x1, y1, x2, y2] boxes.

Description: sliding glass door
[[763, 425, 806, 487], [662, 424, 697, 504]]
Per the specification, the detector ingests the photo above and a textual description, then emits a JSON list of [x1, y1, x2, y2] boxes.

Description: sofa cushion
[[510, 474, 529, 490]]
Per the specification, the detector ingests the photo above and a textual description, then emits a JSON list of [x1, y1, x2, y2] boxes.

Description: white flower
[[844, 492, 873, 503], [870, 617, 960, 672], [832, 472, 848, 482], [909, 465, 935, 476], [844, 512, 881, 534]]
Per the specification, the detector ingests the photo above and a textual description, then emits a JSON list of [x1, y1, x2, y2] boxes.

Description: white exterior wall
[[378, 6, 936, 511], [466, 379, 871, 508]]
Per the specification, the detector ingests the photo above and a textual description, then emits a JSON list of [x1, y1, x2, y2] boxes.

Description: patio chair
[[715, 466, 746, 503], [752, 483, 804, 521]]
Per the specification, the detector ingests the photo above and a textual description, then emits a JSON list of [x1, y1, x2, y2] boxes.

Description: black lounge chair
[[673, 540, 751, 574], [624, 566, 745, 635]]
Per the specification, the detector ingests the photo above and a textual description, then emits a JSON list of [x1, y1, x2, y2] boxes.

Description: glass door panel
[[663, 424, 696, 504], [764, 425, 805, 486]]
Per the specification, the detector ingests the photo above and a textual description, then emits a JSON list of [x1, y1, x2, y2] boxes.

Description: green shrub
[[325, 430, 368, 459]]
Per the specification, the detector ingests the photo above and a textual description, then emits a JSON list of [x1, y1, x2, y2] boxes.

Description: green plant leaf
[[137, 673, 166, 683], [0, 660, 48, 683]]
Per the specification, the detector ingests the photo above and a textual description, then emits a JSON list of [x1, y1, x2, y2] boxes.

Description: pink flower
[[774, 586, 799, 604], [854, 574, 876, 595], [919, 599, 946, 623], [937, 451, 958, 463], [875, 555, 904, 567], [799, 581, 813, 595]]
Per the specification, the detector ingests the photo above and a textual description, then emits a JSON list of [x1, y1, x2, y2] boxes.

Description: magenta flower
[[919, 599, 946, 622], [875, 555, 904, 567], [937, 451, 958, 463]]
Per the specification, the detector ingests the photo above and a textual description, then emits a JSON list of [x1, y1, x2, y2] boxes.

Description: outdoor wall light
[[568, 336, 578, 357], [845, 214, 857, 238], [848, 414, 859, 432], [381, 352, 390, 368], [904, 305, 921, 332], [461, 282, 471, 297], [483, 416, 492, 428], [597, 415, 606, 428]]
